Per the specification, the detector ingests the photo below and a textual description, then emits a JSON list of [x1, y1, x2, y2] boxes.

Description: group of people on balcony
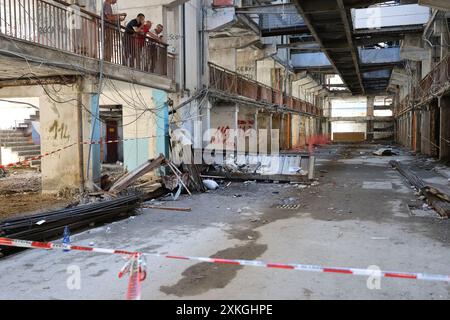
[[102, 0, 165, 72]]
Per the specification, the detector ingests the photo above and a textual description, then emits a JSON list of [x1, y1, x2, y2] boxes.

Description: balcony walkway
[[209, 63, 322, 117], [0, 0, 175, 91]]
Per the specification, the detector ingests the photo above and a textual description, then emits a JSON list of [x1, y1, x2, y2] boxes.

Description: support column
[[234, 104, 241, 153], [268, 112, 273, 154], [202, 100, 212, 150], [280, 113, 285, 150], [421, 106, 431, 155], [414, 109, 421, 153], [154, 89, 169, 158], [40, 76, 100, 193], [367, 96, 374, 141], [253, 109, 259, 154], [439, 96, 450, 161], [440, 15, 449, 61]]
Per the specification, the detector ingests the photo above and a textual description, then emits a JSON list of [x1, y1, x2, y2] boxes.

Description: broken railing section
[[201, 151, 315, 183], [390, 160, 450, 218]]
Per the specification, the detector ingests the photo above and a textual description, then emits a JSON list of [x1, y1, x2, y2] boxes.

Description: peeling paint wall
[[99, 80, 162, 171]]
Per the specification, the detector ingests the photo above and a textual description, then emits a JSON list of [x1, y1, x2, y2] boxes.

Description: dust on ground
[[0, 168, 70, 219], [0, 168, 41, 194]]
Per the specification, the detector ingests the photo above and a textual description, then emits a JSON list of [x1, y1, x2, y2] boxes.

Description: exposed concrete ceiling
[[291, 0, 422, 95], [294, 0, 366, 95]]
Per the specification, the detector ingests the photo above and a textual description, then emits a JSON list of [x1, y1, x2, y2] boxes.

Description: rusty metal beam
[[337, 0, 364, 94], [0, 74, 78, 88]]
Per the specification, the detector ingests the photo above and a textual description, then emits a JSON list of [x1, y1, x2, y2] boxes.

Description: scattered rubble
[[373, 148, 399, 156], [390, 160, 450, 218]]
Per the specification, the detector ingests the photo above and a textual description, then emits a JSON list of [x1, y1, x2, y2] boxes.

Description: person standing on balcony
[[102, 0, 127, 62], [152, 24, 165, 43], [123, 13, 146, 68], [138, 21, 153, 72]]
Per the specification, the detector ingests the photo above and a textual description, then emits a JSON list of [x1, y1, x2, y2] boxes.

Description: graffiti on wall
[[48, 120, 70, 140], [211, 126, 234, 148]]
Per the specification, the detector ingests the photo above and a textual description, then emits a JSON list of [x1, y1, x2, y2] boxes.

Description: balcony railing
[[0, 0, 173, 78], [209, 63, 320, 116], [396, 54, 450, 116]]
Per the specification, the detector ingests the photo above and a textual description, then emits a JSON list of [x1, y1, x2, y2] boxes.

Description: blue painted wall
[[123, 89, 168, 171], [153, 89, 169, 157], [123, 138, 149, 171], [90, 94, 101, 183]]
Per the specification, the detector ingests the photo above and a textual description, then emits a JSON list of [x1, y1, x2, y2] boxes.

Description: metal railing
[[396, 54, 450, 116], [209, 63, 320, 116], [0, 0, 173, 78], [417, 54, 450, 101]]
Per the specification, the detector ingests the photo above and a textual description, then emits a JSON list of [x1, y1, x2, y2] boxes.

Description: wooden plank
[[141, 205, 191, 212], [109, 154, 166, 193]]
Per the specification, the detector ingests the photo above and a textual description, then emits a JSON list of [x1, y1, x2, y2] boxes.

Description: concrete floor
[[0, 144, 449, 300]]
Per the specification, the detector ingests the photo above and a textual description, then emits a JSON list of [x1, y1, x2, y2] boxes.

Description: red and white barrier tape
[[118, 253, 147, 300], [0, 143, 77, 169], [0, 136, 158, 169], [1, 237, 449, 283]]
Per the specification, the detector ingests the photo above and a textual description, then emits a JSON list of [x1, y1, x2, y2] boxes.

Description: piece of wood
[[167, 161, 192, 196], [200, 175, 226, 179], [141, 204, 191, 212], [109, 154, 166, 193]]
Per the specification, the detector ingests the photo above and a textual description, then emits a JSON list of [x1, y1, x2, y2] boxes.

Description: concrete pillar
[[202, 101, 212, 149], [234, 104, 241, 153], [268, 112, 273, 153], [409, 111, 414, 149], [421, 107, 431, 155], [39, 77, 100, 193], [414, 110, 421, 153], [439, 96, 450, 161], [439, 15, 449, 60], [366, 96, 374, 141], [280, 113, 286, 150], [253, 109, 259, 153]]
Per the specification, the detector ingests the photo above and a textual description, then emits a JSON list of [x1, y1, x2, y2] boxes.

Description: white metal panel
[[353, 4, 430, 29]]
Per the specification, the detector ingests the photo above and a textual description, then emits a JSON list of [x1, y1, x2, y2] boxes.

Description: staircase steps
[[0, 123, 40, 168]]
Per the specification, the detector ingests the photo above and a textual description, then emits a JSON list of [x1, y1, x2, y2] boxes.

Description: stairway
[[0, 111, 41, 167]]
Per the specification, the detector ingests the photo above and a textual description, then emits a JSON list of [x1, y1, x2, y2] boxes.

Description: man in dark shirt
[[125, 13, 145, 34], [123, 13, 146, 68]]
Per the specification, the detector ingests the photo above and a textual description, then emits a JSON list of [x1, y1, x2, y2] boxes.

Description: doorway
[[106, 120, 118, 163]]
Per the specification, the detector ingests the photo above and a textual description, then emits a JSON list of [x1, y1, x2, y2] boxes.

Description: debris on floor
[[203, 153, 315, 183], [109, 154, 166, 193], [390, 160, 450, 218], [373, 148, 398, 156]]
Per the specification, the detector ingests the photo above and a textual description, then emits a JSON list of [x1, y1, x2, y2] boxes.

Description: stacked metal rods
[[389, 160, 425, 190], [390, 160, 450, 217], [0, 194, 143, 255]]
